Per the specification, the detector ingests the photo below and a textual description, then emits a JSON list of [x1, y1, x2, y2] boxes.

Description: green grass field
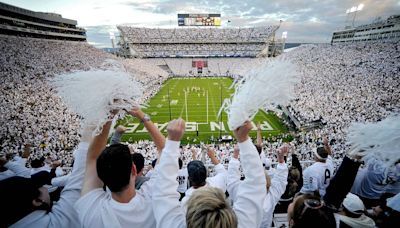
[[118, 77, 288, 144]]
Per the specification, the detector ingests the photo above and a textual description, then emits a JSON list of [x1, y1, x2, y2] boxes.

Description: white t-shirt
[[181, 163, 227, 206], [176, 168, 188, 193], [75, 184, 156, 228], [300, 156, 335, 197]]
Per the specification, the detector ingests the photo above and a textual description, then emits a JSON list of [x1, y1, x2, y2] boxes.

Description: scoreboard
[[178, 14, 221, 26]]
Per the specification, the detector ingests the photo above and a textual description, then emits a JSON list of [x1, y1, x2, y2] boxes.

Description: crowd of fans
[[118, 26, 276, 57], [0, 35, 111, 168], [285, 41, 400, 158], [118, 26, 278, 43], [129, 43, 268, 57], [0, 33, 399, 227]]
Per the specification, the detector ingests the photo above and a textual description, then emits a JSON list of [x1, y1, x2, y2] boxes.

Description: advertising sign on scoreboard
[[178, 14, 221, 26]]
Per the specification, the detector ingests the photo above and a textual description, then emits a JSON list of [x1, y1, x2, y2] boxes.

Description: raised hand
[[233, 144, 240, 159], [233, 121, 253, 143], [277, 144, 289, 163], [127, 106, 145, 120], [167, 118, 186, 141]]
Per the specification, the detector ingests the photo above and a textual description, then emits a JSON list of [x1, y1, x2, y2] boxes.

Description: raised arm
[[232, 121, 266, 228], [227, 145, 241, 201], [324, 152, 363, 209], [269, 145, 289, 202], [1, 152, 30, 178], [256, 122, 262, 147], [207, 146, 220, 165], [0, 147, 31, 178], [206, 146, 227, 191], [41, 124, 94, 227], [81, 121, 112, 196], [152, 118, 186, 228], [191, 147, 197, 160], [323, 137, 332, 156], [128, 107, 165, 152]]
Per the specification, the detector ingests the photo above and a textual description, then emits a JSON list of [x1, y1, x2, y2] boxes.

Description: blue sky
[[3, 0, 400, 48]]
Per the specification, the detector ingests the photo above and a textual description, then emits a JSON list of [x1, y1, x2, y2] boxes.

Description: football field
[[118, 77, 288, 144]]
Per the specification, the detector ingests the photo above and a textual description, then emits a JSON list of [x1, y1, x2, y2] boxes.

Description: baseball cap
[[187, 160, 207, 187], [386, 193, 400, 212], [343, 193, 365, 214]]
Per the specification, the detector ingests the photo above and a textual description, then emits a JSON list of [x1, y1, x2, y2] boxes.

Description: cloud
[[8, 0, 396, 47], [84, 25, 120, 48]]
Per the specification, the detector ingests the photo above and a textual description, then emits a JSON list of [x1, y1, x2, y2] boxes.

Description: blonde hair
[[186, 187, 238, 228]]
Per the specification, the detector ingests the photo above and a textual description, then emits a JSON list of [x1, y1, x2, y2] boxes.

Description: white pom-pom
[[49, 69, 142, 135], [220, 58, 300, 130], [346, 114, 400, 166]]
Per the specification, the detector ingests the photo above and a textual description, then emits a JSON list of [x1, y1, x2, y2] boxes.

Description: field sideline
[[118, 77, 288, 144]]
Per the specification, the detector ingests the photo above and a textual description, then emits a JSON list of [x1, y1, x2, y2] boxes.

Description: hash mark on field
[[207, 81, 218, 121]]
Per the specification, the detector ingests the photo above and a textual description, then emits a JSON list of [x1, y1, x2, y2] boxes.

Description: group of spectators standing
[[0, 34, 399, 227]]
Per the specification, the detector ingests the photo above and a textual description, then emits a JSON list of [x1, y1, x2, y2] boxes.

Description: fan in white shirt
[[0, 129, 91, 227], [180, 146, 227, 207], [300, 142, 335, 197], [75, 107, 165, 228], [177, 158, 189, 199], [152, 120, 266, 228], [228, 144, 289, 228]]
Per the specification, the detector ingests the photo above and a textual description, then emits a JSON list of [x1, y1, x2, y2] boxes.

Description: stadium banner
[[192, 60, 208, 68], [178, 14, 221, 26]]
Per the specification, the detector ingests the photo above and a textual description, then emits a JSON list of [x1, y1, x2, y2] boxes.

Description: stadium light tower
[[109, 32, 115, 53], [281, 31, 287, 52], [351, 3, 365, 27], [345, 8, 351, 27]]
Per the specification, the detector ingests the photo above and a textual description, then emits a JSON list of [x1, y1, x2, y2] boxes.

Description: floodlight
[[357, 3, 364, 11], [346, 9, 350, 14], [282, 31, 288, 39], [350, 6, 357, 12]]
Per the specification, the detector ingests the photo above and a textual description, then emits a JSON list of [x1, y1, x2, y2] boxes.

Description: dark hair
[[291, 194, 336, 228], [31, 157, 45, 168], [255, 145, 262, 155], [131, 153, 145, 173], [187, 160, 207, 188], [315, 147, 328, 160], [178, 158, 183, 169], [286, 179, 299, 198], [151, 159, 157, 168], [0, 177, 41, 227], [289, 167, 301, 182], [97, 144, 132, 192]]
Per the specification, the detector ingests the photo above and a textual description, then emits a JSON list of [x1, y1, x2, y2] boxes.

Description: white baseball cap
[[343, 193, 365, 214]]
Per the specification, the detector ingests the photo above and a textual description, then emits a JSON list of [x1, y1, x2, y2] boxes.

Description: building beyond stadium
[[0, 2, 86, 41], [331, 14, 400, 43]]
